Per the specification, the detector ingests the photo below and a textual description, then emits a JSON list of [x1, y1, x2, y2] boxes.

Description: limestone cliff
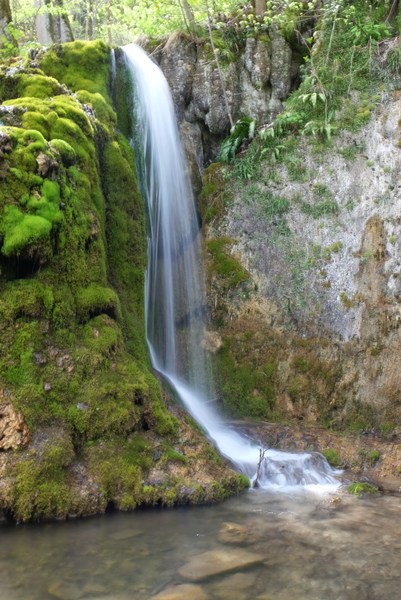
[[153, 23, 401, 448]]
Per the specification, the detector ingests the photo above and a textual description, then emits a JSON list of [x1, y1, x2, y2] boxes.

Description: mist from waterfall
[[121, 43, 340, 491]]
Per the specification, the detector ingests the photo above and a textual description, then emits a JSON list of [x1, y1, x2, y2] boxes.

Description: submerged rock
[[178, 548, 264, 582], [217, 522, 252, 545], [151, 583, 209, 600]]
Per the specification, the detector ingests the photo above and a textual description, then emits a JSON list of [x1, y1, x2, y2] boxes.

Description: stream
[[1, 488, 401, 600]]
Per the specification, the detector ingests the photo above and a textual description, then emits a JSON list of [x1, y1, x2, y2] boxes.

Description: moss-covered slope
[[0, 41, 247, 522]]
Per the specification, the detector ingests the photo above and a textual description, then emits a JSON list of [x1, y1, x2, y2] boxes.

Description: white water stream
[[121, 43, 340, 490]]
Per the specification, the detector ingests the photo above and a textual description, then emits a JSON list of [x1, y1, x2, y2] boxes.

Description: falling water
[[121, 43, 340, 490]]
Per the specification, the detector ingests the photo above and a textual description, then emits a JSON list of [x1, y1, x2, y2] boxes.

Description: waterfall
[[121, 43, 340, 491]]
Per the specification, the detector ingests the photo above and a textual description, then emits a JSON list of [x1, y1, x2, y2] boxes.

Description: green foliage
[[347, 482, 379, 496], [258, 191, 290, 221], [387, 44, 401, 73], [0, 23, 22, 59], [219, 117, 256, 162], [368, 449, 380, 465], [299, 199, 339, 219], [322, 448, 341, 467]]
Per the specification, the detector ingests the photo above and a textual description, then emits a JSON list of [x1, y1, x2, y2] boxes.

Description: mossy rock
[[38, 40, 111, 99], [0, 42, 245, 522]]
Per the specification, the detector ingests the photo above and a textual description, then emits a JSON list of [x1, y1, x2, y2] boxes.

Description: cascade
[[121, 43, 340, 490]]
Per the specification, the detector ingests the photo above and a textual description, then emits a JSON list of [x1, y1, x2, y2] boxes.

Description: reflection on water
[[1, 489, 401, 600]]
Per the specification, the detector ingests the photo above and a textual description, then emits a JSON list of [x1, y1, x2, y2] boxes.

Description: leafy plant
[[219, 117, 256, 162], [347, 482, 379, 495], [0, 23, 23, 59]]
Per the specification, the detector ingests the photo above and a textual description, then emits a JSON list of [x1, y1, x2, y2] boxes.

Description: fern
[[219, 117, 256, 162]]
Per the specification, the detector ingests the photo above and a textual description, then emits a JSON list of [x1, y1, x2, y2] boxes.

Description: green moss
[[215, 340, 276, 419], [76, 90, 117, 130], [340, 291, 353, 309], [0, 206, 53, 258], [18, 73, 61, 99], [11, 435, 74, 522], [39, 40, 111, 99], [21, 112, 50, 139], [207, 237, 250, 291], [75, 284, 119, 322], [162, 447, 188, 465], [0, 280, 53, 321], [200, 163, 230, 224], [101, 137, 147, 361], [86, 439, 144, 511], [0, 43, 241, 522], [21, 129, 48, 151], [50, 117, 94, 164]]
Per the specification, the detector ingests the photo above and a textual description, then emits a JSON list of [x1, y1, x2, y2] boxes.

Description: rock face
[[201, 89, 401, 442], [146, 30, 299, 173], [0, 402, 29, 450], [0, 41, 248, 523]]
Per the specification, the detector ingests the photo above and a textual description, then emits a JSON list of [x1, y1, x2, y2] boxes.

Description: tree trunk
[[0, 0, 12, 46], [87, 0, 95, 40], [35, 0, 73, 45], [255, 0, 266, 17], [386, 0, 400, 22]]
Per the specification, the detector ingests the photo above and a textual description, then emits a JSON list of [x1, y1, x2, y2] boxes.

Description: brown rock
[[0, 403, 30, 450], [178, 548, 264, 582], [151, 584, 209, 600], [37, 151, 58, 178], [211, 572, 257, 598], [48, 580, 83, 600], [217, 522, 251, 545]]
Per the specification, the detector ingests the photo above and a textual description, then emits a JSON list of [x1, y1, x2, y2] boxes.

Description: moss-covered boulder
[[0, 41, 247, 522]]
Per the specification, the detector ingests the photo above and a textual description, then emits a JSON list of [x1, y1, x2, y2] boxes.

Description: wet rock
[[217, 522, 252, 545], [0, 402, 30, 450], [180, 120, 203, 193], [151, 583, 209, 600], [48, 580, 83, 600], [210, 572, 257, 598], [160, 33, 197, 122], [178, 548, 264, 581]]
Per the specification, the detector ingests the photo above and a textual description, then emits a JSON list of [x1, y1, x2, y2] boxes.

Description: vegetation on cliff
[[0, 40, 247, 522], [201, 0, 401, 442]]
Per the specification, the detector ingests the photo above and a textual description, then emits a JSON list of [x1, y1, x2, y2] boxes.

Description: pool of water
[[1, 488, 401, 600]]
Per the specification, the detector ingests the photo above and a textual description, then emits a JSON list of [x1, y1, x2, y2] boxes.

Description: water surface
[[1, 489, 400, 600]]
